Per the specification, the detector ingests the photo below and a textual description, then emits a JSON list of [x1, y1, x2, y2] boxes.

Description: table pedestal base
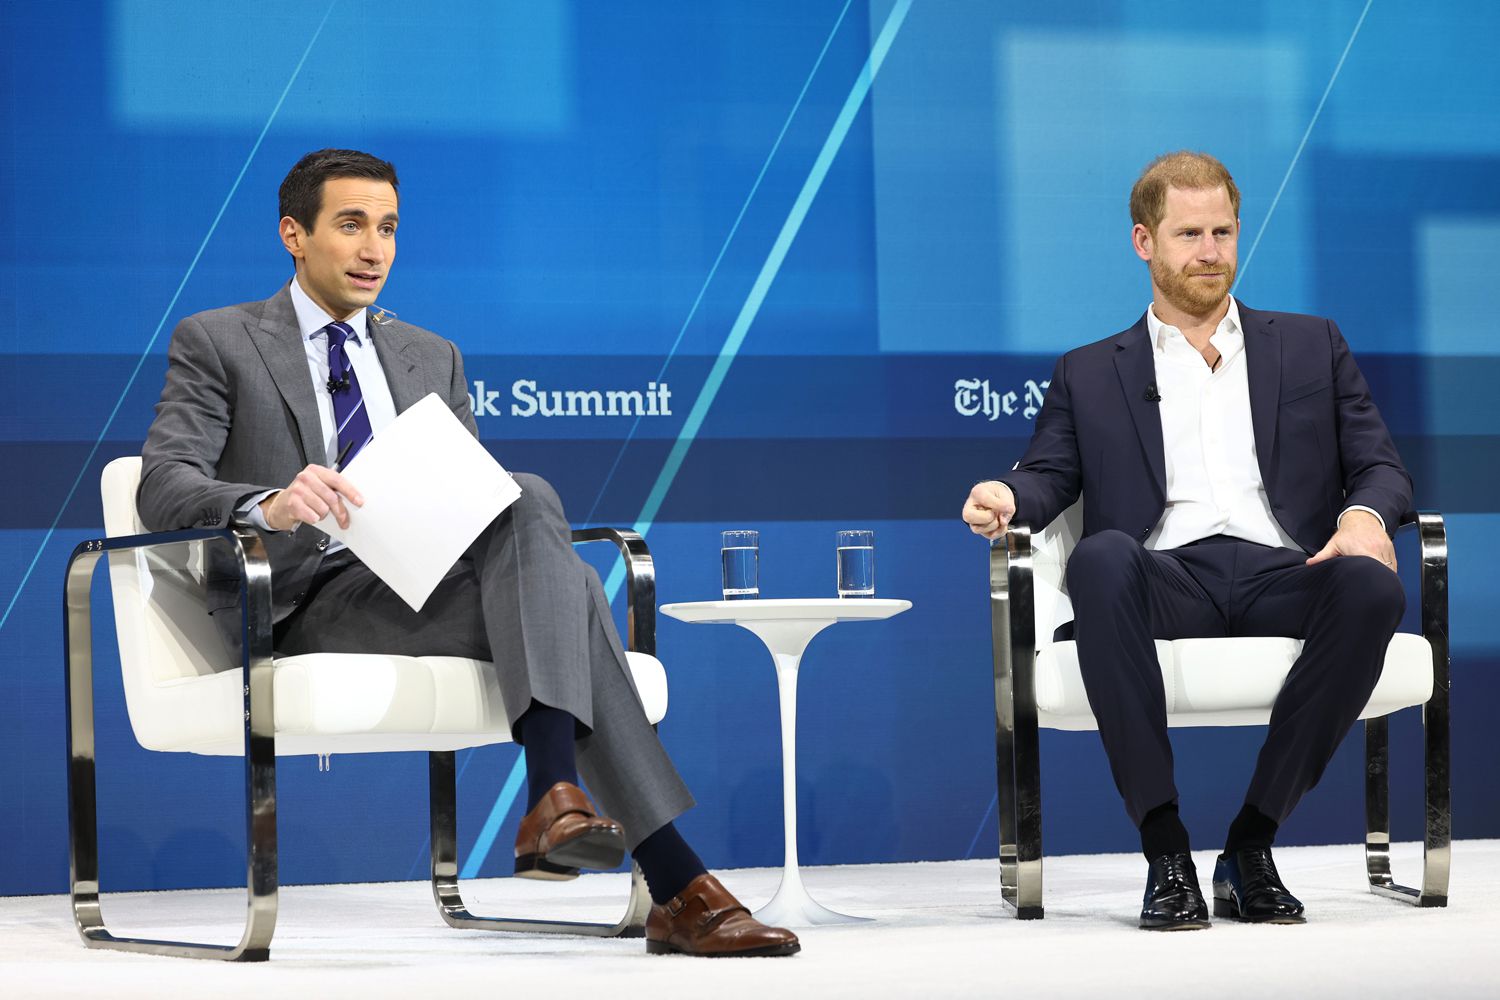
[[745, 620, 875, 929], [753, 866, 872, 927], [658, 599, 913, 931]]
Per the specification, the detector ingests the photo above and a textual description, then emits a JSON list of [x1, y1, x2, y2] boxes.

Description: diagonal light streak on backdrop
[[460, 0, 852, 869], [1236, 0, 1373, 288], [967, 1, 1375, 861], [0, 1, 340, 633], [580, 0, 856, 528], [965, 792, 998, 859], [460, 0, 917, 879], [602, 0, 914, 602]]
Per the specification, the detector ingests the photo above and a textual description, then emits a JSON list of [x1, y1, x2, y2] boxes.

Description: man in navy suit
[[962, 151, 1411, 930]]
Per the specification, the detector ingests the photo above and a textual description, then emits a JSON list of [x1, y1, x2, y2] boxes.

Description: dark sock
[[513, 702, 579, 811], [632, 822, 708, 905], [1223, 803, 1278, 855], [1139, 801, 1191, 861]]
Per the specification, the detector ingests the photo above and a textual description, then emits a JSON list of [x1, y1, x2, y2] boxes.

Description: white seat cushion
[[1035, 633, 1433, 731], [100, 455, 669, 758], [134, 651, 668, 757]]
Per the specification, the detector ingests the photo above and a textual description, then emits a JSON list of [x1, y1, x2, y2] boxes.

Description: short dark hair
[[278, 148, 399, 231]]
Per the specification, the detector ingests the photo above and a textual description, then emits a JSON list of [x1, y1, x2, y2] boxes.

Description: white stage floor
[[3, 841, 1495, 998]]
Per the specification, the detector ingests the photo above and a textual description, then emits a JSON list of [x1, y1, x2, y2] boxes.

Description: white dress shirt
[[240, 277, 399, 533], [1142, 297, 1380, 552], [1143, 298, 1304, 551]]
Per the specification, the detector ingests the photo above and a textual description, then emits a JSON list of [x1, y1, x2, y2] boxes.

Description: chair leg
[[994, 658, 1022, 908], [428, 751, 652, 937], [65, 537, 280, 961], [1364, 511, 1451, 907], [1010, 699, 1045, 919], [1364, 708, 1450, 907], [992, 530, 1043, 919]]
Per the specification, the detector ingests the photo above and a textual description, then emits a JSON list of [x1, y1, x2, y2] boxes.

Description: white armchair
[[988, 501, 1450, 918], [63, 456, 669, 961]]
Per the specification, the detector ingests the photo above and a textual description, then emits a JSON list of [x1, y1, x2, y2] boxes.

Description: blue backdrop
[[3, 0, 1497, 896]]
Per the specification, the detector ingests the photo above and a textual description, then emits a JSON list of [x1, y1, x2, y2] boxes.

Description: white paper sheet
[[316, 393, 522, 611]]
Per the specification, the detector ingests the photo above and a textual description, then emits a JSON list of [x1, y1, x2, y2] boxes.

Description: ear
[[1131, 222, 1153, 263], [279, 216, 305, 260]]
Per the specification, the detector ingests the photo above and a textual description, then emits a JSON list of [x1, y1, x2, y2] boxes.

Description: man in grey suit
[[138, 148, 797, 958]]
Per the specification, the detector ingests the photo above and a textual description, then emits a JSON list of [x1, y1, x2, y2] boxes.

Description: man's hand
[[1306, 509, 1396, 573], [260, 464, 364, 532], [963, 480, 1017, 540]]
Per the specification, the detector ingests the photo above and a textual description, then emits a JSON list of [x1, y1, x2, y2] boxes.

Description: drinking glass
[[836, 529, 875, 598], [721, 530, 759, 600]]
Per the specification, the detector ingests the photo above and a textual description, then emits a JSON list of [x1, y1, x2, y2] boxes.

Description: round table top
[[659, 597, 912, 624]]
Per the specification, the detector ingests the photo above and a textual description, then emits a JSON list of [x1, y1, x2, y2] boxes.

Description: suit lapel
[[372, 318, 427, 412], [250, 284, 325, 466], [1113, 315, 1166, 499], [1239, 303, 1282, 490]]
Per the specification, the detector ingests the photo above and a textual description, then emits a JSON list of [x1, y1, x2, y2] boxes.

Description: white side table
[[659, 598, 911, 927]]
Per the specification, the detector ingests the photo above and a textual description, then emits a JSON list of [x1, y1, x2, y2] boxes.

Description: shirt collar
[[1147, 295, 1242, 355], [289, 276, 369, 344]]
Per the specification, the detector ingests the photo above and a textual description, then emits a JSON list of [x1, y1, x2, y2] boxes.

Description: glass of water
[[836, 529, 875, 598], [721, 530, 759, 600]]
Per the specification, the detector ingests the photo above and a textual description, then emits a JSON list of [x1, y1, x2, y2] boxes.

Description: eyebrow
[[332, 208, 400, 224]]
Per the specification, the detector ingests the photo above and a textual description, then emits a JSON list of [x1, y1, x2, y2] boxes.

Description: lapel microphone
[[1144, 383, 1161, 403], [326, 306, 395, 392]]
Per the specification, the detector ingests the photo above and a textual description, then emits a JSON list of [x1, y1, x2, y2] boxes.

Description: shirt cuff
[[1338, 505, 1386, 533], [238, 490, 284, 532]]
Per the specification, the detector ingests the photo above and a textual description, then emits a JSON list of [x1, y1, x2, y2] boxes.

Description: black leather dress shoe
[[1140, 852, 1211, 930], [1213, 847, 1306, 923]]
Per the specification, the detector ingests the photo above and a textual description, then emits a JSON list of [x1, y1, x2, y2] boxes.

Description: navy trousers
[[1065, 531, 1405, 827]]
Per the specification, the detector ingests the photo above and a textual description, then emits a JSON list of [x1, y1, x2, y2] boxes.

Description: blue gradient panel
[[1000, 29, 1310, 347], [1321, 3, 1500, 155], [111, 0, 574, 133], [1418, 218, 1500, 356], [3, 1, 1498, 895]]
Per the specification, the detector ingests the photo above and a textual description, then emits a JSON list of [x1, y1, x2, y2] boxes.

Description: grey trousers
[[274, 472, 694, 849]]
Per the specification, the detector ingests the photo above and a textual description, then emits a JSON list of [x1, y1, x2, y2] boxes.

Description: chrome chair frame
[[64, 524, 659, 961], [988, 512, 1451, 920], [430, 527, 657, 939], [1364, 514, 1451, 907]]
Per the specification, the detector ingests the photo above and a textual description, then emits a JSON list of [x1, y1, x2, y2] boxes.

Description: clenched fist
[[963, 480, 1016, 540]]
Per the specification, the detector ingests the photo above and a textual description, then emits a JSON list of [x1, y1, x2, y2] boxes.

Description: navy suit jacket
[[998, 304, 1412, 553]]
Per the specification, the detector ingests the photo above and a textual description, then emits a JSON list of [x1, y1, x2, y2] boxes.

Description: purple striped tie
[[325, 321, 373, 468]]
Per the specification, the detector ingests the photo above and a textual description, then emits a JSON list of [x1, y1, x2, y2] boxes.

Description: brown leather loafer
[[513, 782, 625, 880], [646, 874, 800, 957]]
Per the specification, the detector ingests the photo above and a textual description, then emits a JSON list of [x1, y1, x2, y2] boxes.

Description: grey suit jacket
[[138, 283, 480, 621]]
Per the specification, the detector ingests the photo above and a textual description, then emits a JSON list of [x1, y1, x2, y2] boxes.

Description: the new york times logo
[[468, 379, 673, 418], [953, 377, 1049, 421]]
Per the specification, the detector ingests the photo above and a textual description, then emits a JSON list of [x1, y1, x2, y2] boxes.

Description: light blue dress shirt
[[240, 277, 400, 537]]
